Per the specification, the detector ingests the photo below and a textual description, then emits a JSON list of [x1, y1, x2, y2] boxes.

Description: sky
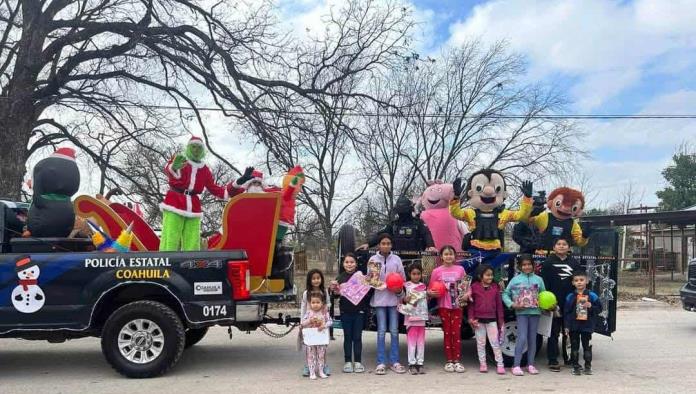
[[274, 0, 696, 208]]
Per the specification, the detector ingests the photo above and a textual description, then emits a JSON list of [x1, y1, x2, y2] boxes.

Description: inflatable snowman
[[11, 256, 45, 313]]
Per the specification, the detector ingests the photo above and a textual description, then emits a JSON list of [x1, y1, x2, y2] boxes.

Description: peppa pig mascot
[[418, 180, 468, 252]]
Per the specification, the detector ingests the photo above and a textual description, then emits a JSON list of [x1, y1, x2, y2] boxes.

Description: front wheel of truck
[[101, 300, 185, 378]]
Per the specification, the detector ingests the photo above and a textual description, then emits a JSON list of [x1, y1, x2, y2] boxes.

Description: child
[[301, 291, 332, 380], [400, 263, 429, 374], [428, 244, 467, 373], [331, 253, 372, 373], [468, 264, 506, 374], [300, 269, 331, 376], [369, 233, 407, 375], [541, 237, 581, 371], [564, 271, 602, 376], [503, 254, 546, 376]]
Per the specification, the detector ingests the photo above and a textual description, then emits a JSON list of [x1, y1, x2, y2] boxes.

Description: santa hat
[[251, 170, 264, 182], [15, 256, 37, 272], [51, 147, 76, 162], [188, 136, 204, 146]]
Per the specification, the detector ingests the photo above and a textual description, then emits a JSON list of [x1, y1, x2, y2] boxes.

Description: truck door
[[576, 228, 618, 336], [0, 253, 91, 331]]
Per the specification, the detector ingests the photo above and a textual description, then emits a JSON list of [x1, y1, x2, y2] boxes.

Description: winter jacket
[[502, 272, 546, 315], [467, 281, 505, 328], [369, 253, 406, 307], [563, 289, 602, 333], [335, 271, 373, 315], [541, 254, 581, 311]]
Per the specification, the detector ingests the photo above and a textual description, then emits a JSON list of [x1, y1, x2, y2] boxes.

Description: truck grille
[[690, 263, 696, 285]]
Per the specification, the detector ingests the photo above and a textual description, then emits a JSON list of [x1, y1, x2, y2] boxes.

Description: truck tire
[[101, 300, 185, 378], [497, 320, 543, 368], [184, 327, 209, 349]]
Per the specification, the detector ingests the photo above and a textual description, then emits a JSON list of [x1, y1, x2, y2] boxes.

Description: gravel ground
[[1, 304, 694, 394]]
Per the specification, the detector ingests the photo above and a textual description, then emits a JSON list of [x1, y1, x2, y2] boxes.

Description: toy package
[[514, 284, 539, 308], [452, 276, 472, 308], [364, 259, 384, 288], [575, 294, 589, 321]]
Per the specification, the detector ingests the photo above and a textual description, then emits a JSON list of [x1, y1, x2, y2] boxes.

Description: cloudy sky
[[277, 0, 696, 208]]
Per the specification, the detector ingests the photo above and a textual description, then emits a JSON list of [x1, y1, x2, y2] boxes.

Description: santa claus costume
[[159, 136, 245, 251]]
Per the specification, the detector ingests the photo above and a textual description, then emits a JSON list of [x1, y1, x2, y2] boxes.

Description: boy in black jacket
[[541, 237, 580, 371], [564, 271, 602, 375]]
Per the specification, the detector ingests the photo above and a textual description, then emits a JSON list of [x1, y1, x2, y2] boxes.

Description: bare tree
[[0, 0, 412, 200]]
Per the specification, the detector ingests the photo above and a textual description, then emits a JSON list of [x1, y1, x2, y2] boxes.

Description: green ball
[[538, 291, 557, 310]]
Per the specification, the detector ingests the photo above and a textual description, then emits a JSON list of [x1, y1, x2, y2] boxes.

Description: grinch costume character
[[159, 136, 251, 251], [529, 187, 592, 252]]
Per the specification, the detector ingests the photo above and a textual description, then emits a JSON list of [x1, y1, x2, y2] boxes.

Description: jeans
[[547, 316, 564, 364], [341, 312, 365, 363], [514, 314, 540, 367], [570, 331, 593, 368], [375, 306, 399, 365]]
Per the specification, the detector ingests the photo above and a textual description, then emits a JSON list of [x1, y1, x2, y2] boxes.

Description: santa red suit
[[160, 157, 242, 218]]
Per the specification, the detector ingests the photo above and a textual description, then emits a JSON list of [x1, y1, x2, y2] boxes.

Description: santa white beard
[[247, 185, 265, 193]]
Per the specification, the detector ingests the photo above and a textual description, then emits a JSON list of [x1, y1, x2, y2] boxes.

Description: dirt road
[[1, 305, 694, 393]]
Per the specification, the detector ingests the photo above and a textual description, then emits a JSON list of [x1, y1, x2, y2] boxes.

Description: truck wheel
[[184, 327, 209, 349], [101, 301, 185, 378], [498, 320, 543, 367]]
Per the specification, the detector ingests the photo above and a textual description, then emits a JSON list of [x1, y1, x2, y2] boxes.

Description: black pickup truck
[[680, 258, 696, 311], [0, 199, 294, 378]]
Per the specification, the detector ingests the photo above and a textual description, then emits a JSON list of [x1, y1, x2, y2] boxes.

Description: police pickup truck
[[0, 193, 296, 378]]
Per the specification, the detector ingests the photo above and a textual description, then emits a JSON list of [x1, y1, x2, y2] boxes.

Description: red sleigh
[[74, 192, 284, 292]]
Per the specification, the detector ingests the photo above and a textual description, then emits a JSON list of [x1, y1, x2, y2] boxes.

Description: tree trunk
[[322, 226, 334, 274], [0, 104, 32, 201]]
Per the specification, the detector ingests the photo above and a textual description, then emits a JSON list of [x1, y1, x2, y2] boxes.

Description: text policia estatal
[[83, 257, 170, 268]]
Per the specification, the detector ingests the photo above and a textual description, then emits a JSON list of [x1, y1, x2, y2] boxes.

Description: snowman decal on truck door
[[11, 256, 45, 313]]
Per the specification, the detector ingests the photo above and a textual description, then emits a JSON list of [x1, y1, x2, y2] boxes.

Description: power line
[[9, 96, 696, 119]]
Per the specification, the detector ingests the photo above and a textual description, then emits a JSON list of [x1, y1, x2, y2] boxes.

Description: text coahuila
[[84, 257, 171, 268]]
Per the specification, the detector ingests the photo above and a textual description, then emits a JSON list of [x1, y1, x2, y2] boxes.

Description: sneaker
[[353, 362, 365, 373], [323, 364, 331, 376], [454, 362, 466, 373], [409, 365, 419, 375], [444, 362, 455, 372], [549, 363, 561, 372], [528, 365, 539, 375], [496, 365, 506, 375], [512, 366, 524, 376], [302, 365, 310, 377], [584, 366, 593, 375], [417, 365, 426, 374], [375, 364, 387, 375], [479, 364, 488, 373], [391, 363, 407, 374], [571, 366, 583, 376], [343, 362, 353, 373]]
